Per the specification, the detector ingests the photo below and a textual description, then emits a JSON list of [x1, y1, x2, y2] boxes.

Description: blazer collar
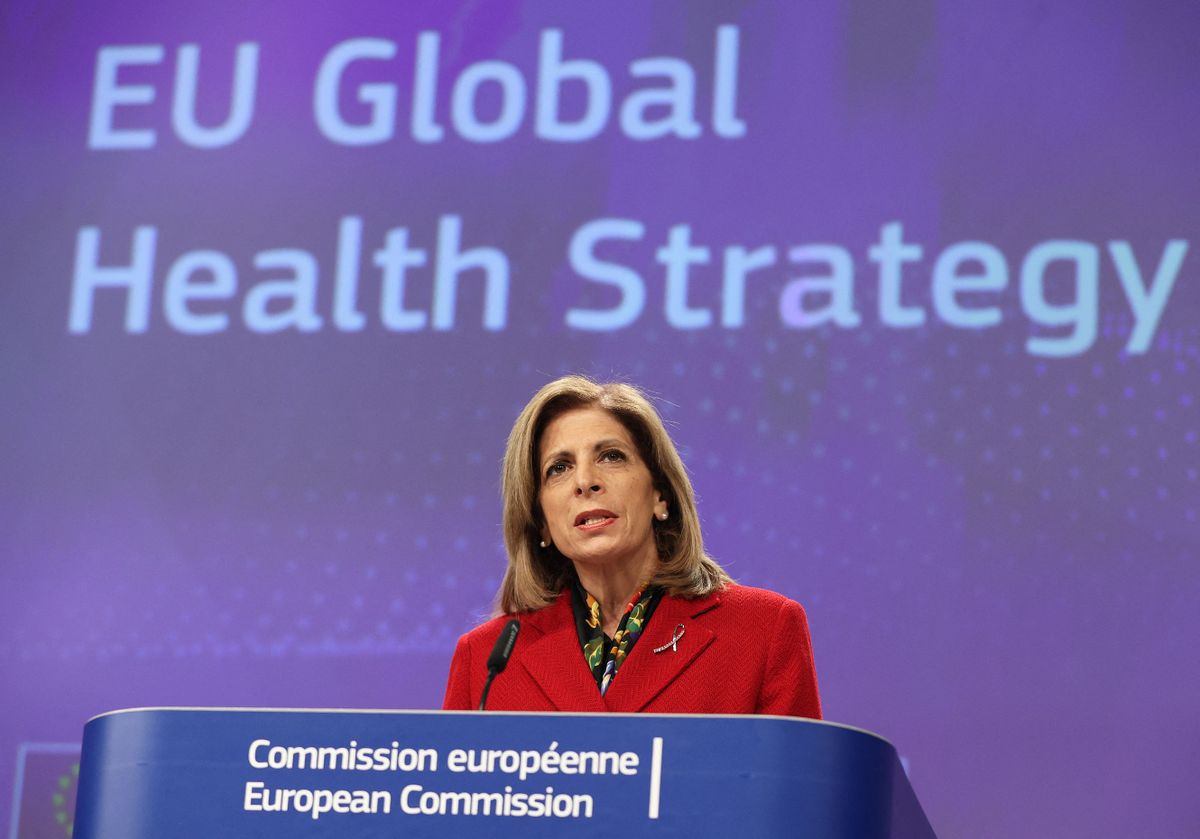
[[516, 588, 723, 713], [517, 591, 606, 712], [602, 590, 722, 713]]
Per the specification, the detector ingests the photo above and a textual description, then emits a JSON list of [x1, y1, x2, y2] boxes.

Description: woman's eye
[[601, 449, 626, 462], [546, 462, 568, 477]]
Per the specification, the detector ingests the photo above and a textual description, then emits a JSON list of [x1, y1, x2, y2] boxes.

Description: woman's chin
[[565, 544, 653, 574]]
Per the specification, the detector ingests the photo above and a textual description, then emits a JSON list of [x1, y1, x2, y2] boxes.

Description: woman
[[443, 376, 821, 717]]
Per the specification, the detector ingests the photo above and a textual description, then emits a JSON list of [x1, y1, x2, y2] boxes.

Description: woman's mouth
[[575, 510, 617, 529]]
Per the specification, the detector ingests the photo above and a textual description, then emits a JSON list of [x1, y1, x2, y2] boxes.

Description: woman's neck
[[573, 553, 656, 637]]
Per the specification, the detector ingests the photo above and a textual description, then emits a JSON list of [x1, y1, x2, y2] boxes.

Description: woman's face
[[537, 406, 667, 574]]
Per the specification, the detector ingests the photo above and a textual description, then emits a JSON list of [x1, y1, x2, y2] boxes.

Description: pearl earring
[[539, 540, 548, 548], [658, 512, 668, 520]]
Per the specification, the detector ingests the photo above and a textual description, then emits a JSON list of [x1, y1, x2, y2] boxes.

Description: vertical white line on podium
[[648, 736, 664, 819]]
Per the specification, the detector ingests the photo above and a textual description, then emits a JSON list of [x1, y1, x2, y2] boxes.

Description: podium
[[74, 708, 935, 838]]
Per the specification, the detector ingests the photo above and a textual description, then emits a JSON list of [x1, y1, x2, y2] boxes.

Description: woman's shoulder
[[456, 613, 512, 648], [454, 590, 570, 648], [713, 582, 804, 611], [704, 584, 816, 666]]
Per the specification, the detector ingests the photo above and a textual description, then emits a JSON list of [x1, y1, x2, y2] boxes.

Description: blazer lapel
[[602, 592, 721, 713], [516, 592, 606, 713]]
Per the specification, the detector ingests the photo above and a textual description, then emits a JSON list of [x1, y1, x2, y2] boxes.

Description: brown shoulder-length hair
[[497, 375, 730, 614]]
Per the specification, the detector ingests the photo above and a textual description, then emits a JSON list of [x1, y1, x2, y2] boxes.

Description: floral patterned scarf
[[571, 581, 662, 695]]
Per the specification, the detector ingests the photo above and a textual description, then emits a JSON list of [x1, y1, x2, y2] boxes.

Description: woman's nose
[[574, 467, 601, 495]]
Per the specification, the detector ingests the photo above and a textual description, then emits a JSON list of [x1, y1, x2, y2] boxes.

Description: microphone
[[478, 619, 520, 711]]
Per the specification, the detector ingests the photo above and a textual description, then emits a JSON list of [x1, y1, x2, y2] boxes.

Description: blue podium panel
[[74, 708, 934, 838]]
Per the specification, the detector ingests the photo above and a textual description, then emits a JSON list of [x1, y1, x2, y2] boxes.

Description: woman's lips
[[575, 510, 617, 530]]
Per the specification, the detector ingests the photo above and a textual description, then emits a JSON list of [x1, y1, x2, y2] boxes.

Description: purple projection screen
[[2, 2, 1197, 836]]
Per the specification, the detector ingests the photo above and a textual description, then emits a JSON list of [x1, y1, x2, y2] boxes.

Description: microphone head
[[486, 619, 521, 675]]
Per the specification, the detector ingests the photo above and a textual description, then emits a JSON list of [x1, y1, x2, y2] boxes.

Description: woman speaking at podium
[[443, 376, 821, 717]]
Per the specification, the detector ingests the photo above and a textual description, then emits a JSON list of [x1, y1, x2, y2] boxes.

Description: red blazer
[[443, 584, 821, 718]]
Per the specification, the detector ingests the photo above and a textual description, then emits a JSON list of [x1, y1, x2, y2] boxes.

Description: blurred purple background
[[2, 2, 1197, 836]]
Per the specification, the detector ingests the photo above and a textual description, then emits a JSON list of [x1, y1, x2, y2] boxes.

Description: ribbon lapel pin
[[653, 623, 686, 654]]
